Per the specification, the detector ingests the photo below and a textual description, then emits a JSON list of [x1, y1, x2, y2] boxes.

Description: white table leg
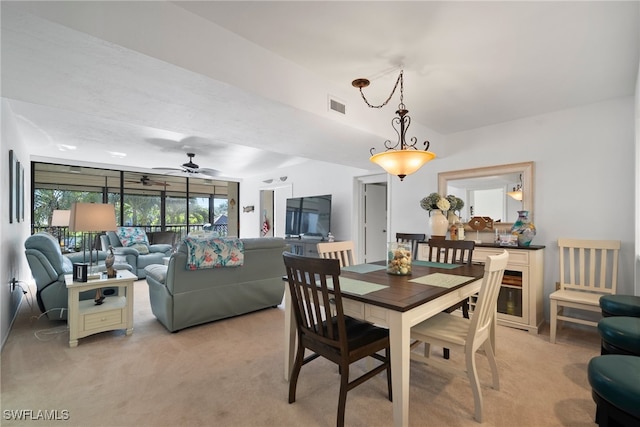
[[125, 282, 134, 336], [388, 311, 410, 427], [68, 288, 79, 347]]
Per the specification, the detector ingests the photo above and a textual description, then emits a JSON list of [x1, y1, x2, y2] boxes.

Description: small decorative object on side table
[[65, 269, 136, 348]]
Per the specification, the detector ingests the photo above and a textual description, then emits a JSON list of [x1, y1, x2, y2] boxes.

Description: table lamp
[[51, 209, 71, 249], [69, 203, 117, 303]]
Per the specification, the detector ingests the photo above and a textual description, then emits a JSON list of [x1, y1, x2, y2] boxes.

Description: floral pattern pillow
[[184, 237, 244, 270], [116, 227, 150, 248]]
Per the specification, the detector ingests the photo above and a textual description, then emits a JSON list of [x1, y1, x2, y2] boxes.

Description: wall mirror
[[438, 161, 534, 226]]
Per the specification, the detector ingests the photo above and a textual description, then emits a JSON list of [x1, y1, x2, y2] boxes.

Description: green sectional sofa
[[144, 237, 288, 332]]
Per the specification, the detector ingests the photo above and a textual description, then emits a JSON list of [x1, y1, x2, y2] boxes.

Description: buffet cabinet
[[472, 244, 545, 334]]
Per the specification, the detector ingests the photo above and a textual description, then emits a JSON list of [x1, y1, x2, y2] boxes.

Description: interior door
[[364, 183, 387, 262]]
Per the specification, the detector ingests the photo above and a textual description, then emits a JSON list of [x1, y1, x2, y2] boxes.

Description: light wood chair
[[283, 252, 392, 427], [549, 238, 621, 344], [395, 233, 426, 260], [316, 241, 355, 267], [427, 238, 476, 359], [410, 250, 509, 423]]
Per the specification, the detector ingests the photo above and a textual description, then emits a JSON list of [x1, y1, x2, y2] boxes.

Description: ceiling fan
[[154, 153, 220, 177], [125, 175, 170, 187]]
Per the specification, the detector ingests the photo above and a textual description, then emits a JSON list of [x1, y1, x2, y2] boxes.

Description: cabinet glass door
[[496, 267, 528, 323]]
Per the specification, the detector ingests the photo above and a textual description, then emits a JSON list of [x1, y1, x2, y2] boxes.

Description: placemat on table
[[341, 263, 386, 274], [327, 277, 388, 295], [410, 272, 477, 288], [412, 260, 462, 269]]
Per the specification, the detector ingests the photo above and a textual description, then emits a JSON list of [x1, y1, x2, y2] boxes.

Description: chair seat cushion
[[549, 289, 603, 306], [318, 316, 389, 352], [598, 317, 640, 354], [600, 295, 640, 317], [411, 312, 469, 346], [588, 355, 640, 419]]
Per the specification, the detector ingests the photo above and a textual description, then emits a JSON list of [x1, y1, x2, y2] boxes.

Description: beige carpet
[[1, 280, 601, 427]]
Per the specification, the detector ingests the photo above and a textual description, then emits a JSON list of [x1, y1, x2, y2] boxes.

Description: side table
[[65, 269, 137, 347]]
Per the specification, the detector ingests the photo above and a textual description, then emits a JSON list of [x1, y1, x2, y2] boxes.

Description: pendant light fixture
[[507, 174, 523, 201], [352, 69, 435, 181]]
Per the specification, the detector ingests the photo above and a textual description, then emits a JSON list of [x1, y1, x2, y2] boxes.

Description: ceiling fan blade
[[152, 167, 183, 172], [197, 168, 221, 177]]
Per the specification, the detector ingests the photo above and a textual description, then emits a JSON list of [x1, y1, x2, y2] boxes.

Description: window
[[32, 162, 238, 241]]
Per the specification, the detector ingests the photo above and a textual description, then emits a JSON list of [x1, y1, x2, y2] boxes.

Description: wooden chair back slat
[[558, 238, 620, 295], [316, 241, 356, 267], [396, 233, 426, 260], [427, 238, 475, 265]]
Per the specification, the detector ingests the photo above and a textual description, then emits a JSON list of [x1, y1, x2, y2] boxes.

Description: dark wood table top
[[339, 261, 485, 313]]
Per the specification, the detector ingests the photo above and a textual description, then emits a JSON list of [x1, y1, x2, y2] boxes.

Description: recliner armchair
[[24, 232, 119, 319], [101, 227, 172, 279]]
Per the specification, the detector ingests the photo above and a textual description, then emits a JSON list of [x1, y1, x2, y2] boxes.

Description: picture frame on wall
[[16, 160, 21, 223], [8, 150, 15, 223], [20, 163, 25, 221]]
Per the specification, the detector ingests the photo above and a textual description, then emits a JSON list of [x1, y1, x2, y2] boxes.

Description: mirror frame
[[438, 161, 534, 226]]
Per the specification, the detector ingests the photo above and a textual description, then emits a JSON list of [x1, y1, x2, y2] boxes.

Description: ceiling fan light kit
[[353, 69, 436, 181], [153, 152, 221, 178]]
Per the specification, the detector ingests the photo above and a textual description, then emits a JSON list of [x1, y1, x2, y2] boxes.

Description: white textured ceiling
[[2, 1, 638, 179]]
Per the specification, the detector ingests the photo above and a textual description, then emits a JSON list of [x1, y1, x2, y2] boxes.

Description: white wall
[[241, 96, 635, 321], [240, 160, 370, 241], [393, 96, 636, 316], [1, 100, 32, 348]]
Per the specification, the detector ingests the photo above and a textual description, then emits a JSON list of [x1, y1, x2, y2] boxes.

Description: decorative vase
[[510, 210, 536, 247], [429, 210, 449, 237], [387, 242, 412, 275]]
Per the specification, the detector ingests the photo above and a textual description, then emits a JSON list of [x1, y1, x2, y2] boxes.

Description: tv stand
[[285, 238, 321, 257]]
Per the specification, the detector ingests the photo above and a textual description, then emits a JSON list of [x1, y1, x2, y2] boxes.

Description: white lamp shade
[[69, 203, 117, 232], [51, 210, 71, 226]]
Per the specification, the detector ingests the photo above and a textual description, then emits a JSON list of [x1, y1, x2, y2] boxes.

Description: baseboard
[[1, 290, 23, 351]]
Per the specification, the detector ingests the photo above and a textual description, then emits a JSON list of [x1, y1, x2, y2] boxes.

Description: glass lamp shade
[[507, 190, 523, 201], [370, 149, 436, 180]]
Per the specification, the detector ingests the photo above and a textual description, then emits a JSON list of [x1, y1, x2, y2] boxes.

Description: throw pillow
[[116, 227, 150, 248], [131, 243, 150, 255]]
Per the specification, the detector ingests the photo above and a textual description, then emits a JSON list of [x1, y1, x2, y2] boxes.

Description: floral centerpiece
[[446, 195, 464, 216], [419, 192, 450, 216]]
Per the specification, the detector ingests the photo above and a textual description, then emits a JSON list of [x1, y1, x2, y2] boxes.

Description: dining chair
[[410, 250, 509, 423], [427, 238, 475, 265], [427, 238, 476, 358], [283, 252, 392, 427], [316, 240, 356, 267], [395, 233, 426, 260], [549, 238, 620, 344]]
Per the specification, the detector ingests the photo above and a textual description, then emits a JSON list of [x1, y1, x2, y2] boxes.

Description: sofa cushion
[[145, 264, 168, 284], [116, 227, 150, 248], [183, 237, 244, 270], [131, 243, 150, 254]]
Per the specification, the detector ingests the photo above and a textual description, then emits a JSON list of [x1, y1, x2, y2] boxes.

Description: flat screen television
[[285, 194, 332, 239]]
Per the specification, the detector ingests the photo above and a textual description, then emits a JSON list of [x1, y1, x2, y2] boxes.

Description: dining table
[[283, 259, 487, 427]]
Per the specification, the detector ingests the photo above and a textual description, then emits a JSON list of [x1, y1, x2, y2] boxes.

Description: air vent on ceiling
[[328, 96, 346, 115]]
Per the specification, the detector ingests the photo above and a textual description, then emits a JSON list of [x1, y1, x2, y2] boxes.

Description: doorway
[[355, 174, 388, 263]]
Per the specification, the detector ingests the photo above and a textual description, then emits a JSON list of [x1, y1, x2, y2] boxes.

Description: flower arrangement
[[446, 195, 465, 215], [420, 192, 450, 215]]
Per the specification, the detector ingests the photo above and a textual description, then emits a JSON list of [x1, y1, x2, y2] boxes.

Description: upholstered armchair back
[[101, 228, 172, 279], [24, 232, 73, 316], [25, 232, 71, 288]]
